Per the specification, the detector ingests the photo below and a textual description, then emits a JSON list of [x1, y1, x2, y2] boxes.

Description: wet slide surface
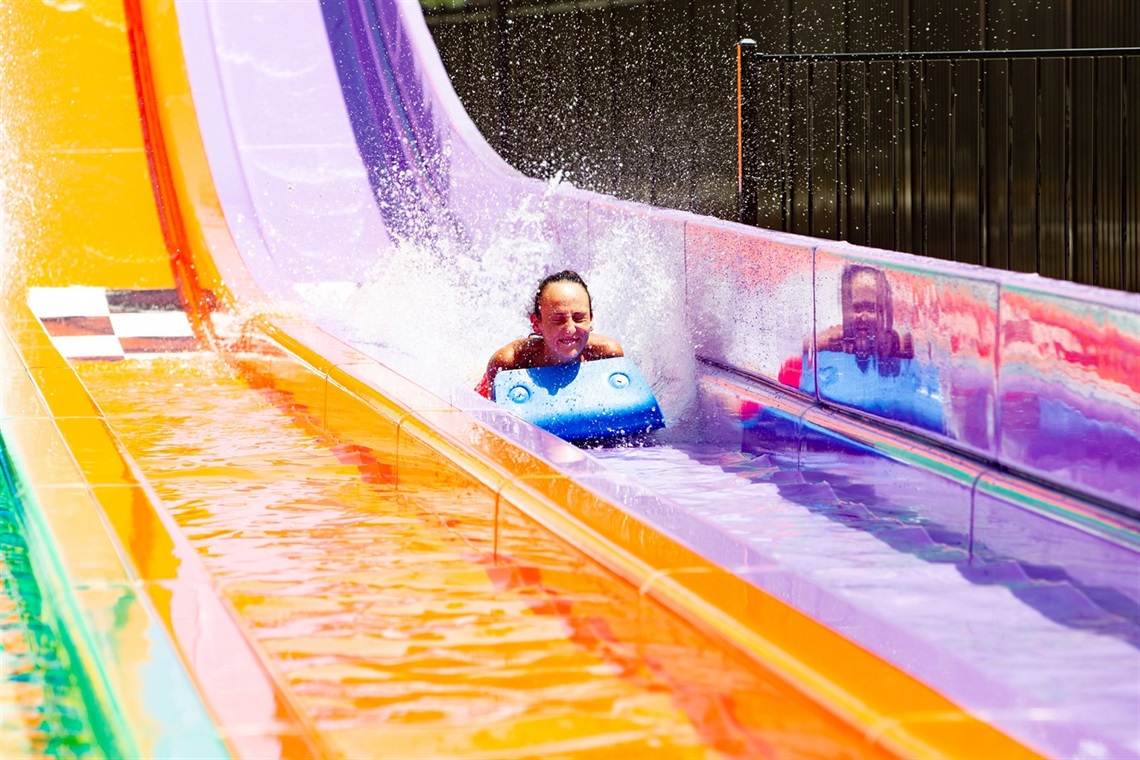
[[68, 347, 883, 758], [593, 440, 1140, 733], [2, 0, 1133, 757], [168, 0, 1134, 754]]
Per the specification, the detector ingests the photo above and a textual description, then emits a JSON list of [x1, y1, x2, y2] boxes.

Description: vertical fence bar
[[736, 38, 758, 225], [893, 58, 900, 251], [1093, 58, 1099, 284], [1036, 56, 1042, 274], [836, 60, 843, 240], [1038, 58, 1065, 279], [978, 59, 988, 267], [1122, 56, 1129, 289], [646, 1, 658, 205], [806, 60, 815, 235], [1009, 56, 1039, 275], [1073, 57, 1094, 284], [1098, 56, 1125, 290], [1125, 55, 1134, 291], [1006, 57, 1013, 271], [950, 59, 957, 261], [685, 0, 696, 212], [1065, 55, 1073, 280], [920, 58, 927, 257], [781, 58, 791, 231], [864, 60, 871, 245]]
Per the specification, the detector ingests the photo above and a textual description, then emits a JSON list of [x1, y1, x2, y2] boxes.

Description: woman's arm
[[477, 339, 539, 398]]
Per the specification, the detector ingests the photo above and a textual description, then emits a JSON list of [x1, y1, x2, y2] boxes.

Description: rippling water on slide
[[72, 354, 886, 758]]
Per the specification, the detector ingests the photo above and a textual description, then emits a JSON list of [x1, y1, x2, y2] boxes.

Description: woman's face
[[530, 281, 593, 364]]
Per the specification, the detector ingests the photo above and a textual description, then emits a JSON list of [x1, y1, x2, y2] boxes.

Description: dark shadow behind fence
[[738, 47, 1138, 292], [423, 0, 1138, 294]]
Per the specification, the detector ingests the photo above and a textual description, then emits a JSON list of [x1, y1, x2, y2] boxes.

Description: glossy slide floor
[[0, 2, 1052, 758]]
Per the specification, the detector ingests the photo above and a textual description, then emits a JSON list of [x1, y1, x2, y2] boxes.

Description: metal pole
[[737, 38, 759, 225]]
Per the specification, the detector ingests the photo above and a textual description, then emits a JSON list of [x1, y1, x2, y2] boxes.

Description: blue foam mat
[[493, 357, 665, 441]]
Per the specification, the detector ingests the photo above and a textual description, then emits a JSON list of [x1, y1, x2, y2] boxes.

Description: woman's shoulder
[[585, 333, 624, 359], [489, 336, 542, 369]]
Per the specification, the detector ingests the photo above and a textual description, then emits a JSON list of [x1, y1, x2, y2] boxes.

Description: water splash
[[302, 182, 700, 424]]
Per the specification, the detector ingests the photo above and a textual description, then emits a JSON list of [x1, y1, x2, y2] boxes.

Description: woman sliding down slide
[[476, 270, 623, 400]]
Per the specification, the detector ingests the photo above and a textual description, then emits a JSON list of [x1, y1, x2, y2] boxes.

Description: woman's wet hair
[[533, 270, 592, 319]]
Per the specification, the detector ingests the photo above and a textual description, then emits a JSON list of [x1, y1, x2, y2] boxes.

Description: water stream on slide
[[72, 353, 886, 758], [296, 214, 1139, 756]]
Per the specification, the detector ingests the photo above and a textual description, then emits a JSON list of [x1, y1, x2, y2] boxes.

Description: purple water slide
[[173, 0, 1140, 756]]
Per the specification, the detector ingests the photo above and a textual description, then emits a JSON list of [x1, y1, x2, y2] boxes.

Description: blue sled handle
[[493, 357, 665, 441]]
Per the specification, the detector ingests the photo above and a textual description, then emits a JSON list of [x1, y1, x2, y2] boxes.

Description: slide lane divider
[[1, 304, 325, 757], [1, 315, 144, 759]]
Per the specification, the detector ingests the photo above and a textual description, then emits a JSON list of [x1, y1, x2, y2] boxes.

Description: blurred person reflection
[[817, 265, 913, 374], [778, 264, 941, 432]]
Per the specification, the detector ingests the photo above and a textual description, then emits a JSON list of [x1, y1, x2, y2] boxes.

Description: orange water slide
[[0, 1, 1041, 758]]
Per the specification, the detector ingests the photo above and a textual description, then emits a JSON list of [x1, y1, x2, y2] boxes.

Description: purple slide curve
[[173, 0, 1140, 756]]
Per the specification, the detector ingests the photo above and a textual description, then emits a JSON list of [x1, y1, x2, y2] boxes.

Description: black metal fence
[[423, 0, 1139, 292], [738, 46, 1139, 291]]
